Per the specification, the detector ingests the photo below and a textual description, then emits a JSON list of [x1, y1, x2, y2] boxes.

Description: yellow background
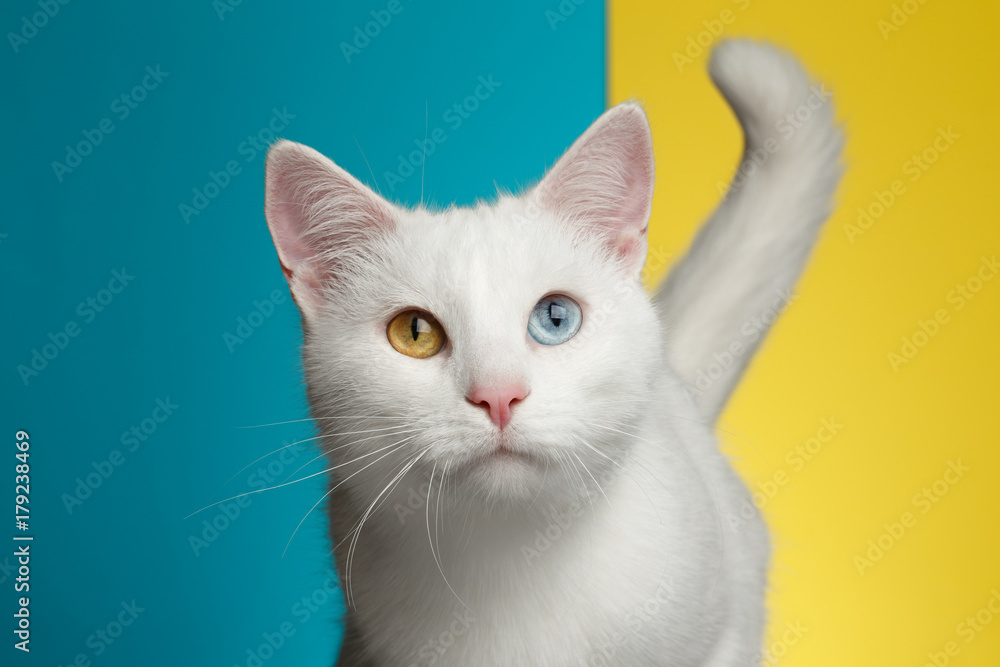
[[610, 0, 1000, 664]]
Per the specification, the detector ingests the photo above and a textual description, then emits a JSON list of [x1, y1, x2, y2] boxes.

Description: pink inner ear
[[270, 198, 322, 291], [534, 103, 655, 270], [270, 184, 314, 266], [264, 140, 395, 302], [617, 153, 654, 226], [265, 163, 325, 293]]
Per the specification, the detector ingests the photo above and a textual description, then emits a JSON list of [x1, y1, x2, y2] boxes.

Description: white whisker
[[282, 427, 423, 482], [220, 433, 326, 489], [426, 460, 470, 612], [343, 448, 428, 604], [569, 450, 615, 520]]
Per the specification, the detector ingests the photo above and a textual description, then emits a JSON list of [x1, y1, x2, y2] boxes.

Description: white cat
[[262, 39, 842, 666]]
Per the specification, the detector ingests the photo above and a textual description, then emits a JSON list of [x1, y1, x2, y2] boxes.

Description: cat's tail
[[653, 39, 844, 421]]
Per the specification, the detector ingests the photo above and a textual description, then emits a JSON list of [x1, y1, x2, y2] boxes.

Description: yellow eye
[[386, 310, 446, 358]]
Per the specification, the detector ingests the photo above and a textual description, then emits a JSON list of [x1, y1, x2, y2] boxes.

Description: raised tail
[[654, 39, 844, 420]]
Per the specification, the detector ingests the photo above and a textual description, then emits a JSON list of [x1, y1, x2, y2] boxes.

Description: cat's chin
[[452, 448, 547, 506]]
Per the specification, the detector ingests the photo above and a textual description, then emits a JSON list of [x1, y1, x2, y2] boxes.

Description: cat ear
[[264, 140, 395, 318], [532, 103, 655, 275]]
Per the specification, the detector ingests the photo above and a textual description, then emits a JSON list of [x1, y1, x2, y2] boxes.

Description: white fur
[[656, 40, 844, 421], [262, 39, 842, 666]]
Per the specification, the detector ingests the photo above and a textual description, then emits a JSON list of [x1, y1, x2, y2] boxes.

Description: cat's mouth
[[467, 439, 536, 469], [481, 442, 531, 462], [446, 435, 551, 502]]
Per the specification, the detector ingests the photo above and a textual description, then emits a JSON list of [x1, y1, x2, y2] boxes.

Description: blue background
[[1, 0, 604, 665]]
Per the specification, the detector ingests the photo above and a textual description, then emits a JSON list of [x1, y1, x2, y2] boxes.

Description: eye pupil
[[388, 310, 445, 358], [548, 303, 565, 328], [528, 295, 581, 346]]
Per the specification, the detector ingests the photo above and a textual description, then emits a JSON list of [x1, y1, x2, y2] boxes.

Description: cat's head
[[264, 103, 662, 508]]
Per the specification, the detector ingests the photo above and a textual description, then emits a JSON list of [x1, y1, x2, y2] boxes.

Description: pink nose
[[467, 384, 528, 430]]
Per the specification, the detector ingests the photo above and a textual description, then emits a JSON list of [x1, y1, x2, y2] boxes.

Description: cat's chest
[[344, 454, 726, 666], [357, 552, 721, 666], [358, 538, 669, 666]]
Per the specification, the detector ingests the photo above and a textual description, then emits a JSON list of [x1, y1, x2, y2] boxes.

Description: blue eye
[[528, 295, 582, 345]]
